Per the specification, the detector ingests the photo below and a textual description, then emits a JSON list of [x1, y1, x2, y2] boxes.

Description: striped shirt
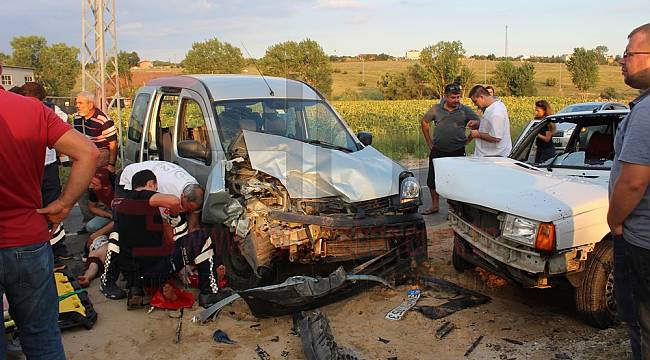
[[73, 108, 117, 149]]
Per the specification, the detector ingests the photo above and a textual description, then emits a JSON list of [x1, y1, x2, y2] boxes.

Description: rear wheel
[[452, 235, 473, 273], [575, 241, 617, 329]]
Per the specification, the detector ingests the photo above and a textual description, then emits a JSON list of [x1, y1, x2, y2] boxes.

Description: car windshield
[[214, 99, 357, 152], [557, 104, 601, 113], [542, 123, 615, 170]]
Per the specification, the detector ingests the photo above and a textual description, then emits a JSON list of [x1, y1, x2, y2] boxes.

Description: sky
[[2, 0, 649, 63]]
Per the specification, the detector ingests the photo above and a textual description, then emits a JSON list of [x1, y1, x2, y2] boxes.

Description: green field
[[328, 59, 637, 99]]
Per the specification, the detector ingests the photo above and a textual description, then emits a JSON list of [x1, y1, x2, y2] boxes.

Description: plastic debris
[[212, 329, 236, 345]]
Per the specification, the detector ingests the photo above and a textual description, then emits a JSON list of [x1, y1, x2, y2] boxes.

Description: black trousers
[[427, 147, 465, 189], [42, 162, 61, 207]]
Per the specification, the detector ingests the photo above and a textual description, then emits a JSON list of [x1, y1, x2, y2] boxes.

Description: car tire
[[452, 235, 473, 273], [219, 234, 269, 290], [575, 241, 617, 329]]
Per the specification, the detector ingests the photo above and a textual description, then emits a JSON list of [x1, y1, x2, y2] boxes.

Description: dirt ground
[[46, 222, 632, 360]]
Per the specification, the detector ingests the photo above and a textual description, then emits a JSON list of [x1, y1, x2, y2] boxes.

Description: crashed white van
[[435, 109, 628, 328], [124, 75, 427, 289]]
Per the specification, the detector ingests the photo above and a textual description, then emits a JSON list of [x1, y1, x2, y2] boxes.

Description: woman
[[534, 100, 556, 163]]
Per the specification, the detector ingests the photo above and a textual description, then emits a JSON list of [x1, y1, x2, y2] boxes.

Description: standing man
[[20, 82, 72, 259], [468, 85, 512, 157], [0, 64, 99, 358], [607, 23, 650, 360], [420, 83, 480, 214], [74, 91, 119, 224]]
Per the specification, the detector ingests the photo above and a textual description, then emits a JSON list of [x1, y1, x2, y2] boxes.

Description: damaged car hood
[[434, 157, 608, 222], [242, 130, 403, 202]]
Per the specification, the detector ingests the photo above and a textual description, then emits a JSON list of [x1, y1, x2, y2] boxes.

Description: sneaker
[[100, 282, 126, 300], [199, 289, 233, 309], [127, 287, 145, 310]]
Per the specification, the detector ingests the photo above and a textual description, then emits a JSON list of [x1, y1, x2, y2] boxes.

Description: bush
[[357, 81, 367, 87], [545, 78, 558, 87], [600, 87, 619, 99], [342, 71, 348, 75], [333, 68, 341, 73]]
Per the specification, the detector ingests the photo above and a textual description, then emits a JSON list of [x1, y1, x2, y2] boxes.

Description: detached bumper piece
[[293, 310, 360, 360], [55, 268, 97, 330], [239, 267, 390, 318], [414, 276, 491, 320]]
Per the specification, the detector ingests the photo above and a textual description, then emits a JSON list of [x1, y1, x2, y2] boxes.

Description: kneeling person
[[114, 170, 226, 309]]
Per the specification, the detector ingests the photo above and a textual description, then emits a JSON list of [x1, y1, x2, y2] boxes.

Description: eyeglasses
[[623, 50, 650, 58]]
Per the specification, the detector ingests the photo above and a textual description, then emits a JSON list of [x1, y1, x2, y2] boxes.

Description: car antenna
[[241, 41, 274, 96]]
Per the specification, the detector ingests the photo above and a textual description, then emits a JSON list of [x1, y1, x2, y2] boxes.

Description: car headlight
[[400, 176, 420, 203], [502, 214, 539, 245]]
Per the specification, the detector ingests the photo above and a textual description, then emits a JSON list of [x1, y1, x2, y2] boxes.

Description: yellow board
[[54, 272, 87, 317]]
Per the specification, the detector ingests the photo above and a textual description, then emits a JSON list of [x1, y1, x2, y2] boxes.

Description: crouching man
[[112, 170, 227, 309]]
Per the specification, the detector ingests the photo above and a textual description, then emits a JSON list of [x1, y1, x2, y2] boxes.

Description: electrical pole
[[81, 0, 123, 161], [505, 25, 508, 59]]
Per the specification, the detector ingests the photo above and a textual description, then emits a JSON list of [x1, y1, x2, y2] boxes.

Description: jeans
[[615, 235, 650, 360], [85, 216, 111, 234], [0, 242, 65, 359]]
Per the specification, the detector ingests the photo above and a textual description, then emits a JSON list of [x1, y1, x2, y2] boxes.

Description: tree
[[127, 51, 140, 68], [594, 45, 609, 65], [10, 36, 47, 69], [377, 64, 434, 100], [0, 52, 10, 65], [493, 61, 537, 96], [419, 41, 472, 98], [37, 43, 80, 96], [260, 39, 333, 97], [566, 47, 600, 91], [106, 51, 133, 84], [182, 38, 245, 74]]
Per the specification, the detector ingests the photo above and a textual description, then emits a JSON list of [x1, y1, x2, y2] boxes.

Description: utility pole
[[484, 60, 487, 83], [81, 0, 123, 161], [505, 25, 508, 59]]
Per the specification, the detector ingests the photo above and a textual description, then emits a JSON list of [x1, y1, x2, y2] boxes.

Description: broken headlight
[[400, 176, 420, 204], [502, 214, 539, 246]]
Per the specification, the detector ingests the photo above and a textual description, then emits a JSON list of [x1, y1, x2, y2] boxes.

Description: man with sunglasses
[[608, 22, 650, 360], [420, 83, 480, 215]]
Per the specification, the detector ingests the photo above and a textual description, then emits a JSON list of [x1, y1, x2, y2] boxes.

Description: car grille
[[449, 201, 501, 237], [352, 196, 393, 216]]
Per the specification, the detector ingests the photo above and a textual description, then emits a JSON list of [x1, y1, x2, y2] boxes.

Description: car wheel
[[575, 241, 617, 329], [219, 234, 269, 290], [452, 235, 473, 273]]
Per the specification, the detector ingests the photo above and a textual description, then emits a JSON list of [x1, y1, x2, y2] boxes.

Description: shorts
[[427, 147, 466, 189]]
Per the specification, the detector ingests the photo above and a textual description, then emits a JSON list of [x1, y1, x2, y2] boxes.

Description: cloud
[[316, 0, 365, 9]]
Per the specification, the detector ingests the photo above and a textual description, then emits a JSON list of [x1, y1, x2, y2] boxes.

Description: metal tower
[[81, 0, 123, 160]]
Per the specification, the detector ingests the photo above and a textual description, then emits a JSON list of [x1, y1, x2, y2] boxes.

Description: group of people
[[419, 22, 650, 360], [0, 65, 229, 358]]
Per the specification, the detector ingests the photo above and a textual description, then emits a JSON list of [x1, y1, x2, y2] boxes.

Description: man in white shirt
[[467, 85, 512, 157]]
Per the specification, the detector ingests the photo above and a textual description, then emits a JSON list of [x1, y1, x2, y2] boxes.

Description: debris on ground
[[212, 329, 236, 345], [435, 321, 455, 340], [293, 310, 360, 360], [415, 277, 491, 320], [464, 335, 484, 357], [502, 338, 524, 346], [385, 289, 421, 320], [255, 344, 271, 360], [378, 337, 391, 344]]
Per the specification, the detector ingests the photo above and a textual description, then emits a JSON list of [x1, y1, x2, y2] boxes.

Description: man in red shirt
[[0, 64, 99, 359]]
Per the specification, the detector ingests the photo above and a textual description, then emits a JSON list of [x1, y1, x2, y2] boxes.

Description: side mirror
[[178, 140, 208, 161], [357, 131, 373, 146]]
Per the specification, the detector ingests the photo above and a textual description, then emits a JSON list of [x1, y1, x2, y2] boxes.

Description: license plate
[[552, 138, 562, 145]]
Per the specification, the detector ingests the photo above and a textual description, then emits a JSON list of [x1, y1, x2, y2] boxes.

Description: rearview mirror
[[178, 140, 208, 162], [357, 131, 373, 146]]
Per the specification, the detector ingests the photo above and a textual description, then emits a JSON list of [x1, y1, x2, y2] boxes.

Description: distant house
[[138, 60, 154, 69], [561, 54, 572, 62], [1, 65, 35, 89], [405, 50, 421, 60]]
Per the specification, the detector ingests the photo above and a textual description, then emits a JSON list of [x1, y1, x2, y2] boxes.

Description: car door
[[124, 86, 157, 165], [172, 88, 216, 185]]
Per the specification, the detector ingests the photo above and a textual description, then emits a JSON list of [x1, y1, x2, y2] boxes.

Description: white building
[[405, 50, 421, 60], [1, 65, 35, 89]]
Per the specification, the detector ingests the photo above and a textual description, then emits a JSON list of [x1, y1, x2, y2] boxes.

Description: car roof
[[557, 101, 627, 114], [147, 74, 323, 101], [545, 109, 629, 123]]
